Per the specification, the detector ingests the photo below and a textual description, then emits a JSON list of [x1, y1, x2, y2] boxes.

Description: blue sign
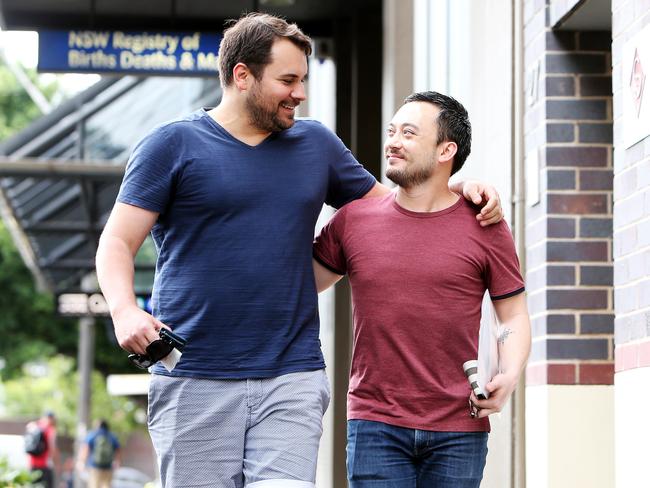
[[38, 30, 222, 76]]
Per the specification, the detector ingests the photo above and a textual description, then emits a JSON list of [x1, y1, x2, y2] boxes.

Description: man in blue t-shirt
[[77, 420, 120, 488], [96, 12, 503, 488]]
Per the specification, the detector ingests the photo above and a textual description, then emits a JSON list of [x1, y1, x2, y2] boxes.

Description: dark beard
[[245, 86, 294, 132], [385, 164, 434, 189]]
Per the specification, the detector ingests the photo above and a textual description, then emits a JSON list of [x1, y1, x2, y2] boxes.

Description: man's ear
[[232, 63, 251, 91], [438, 141, 458, 164]]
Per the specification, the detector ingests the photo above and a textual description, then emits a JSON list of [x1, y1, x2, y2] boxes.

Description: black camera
[[128, 328, 186, 369]]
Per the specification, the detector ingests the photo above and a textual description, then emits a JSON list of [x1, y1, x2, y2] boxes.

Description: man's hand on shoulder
[[112, 305, 166, 355], [450, 180, 503, 226]]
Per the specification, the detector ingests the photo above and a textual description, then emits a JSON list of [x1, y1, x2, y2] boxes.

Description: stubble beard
[[246, 82, 294, 133], [385, 158, 436, 189]]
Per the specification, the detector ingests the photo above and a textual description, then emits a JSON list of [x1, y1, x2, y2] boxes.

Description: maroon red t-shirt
[[314, 193, 524, 432]]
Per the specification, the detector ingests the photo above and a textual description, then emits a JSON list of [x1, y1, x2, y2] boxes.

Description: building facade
[[383, 0, 648, 486]]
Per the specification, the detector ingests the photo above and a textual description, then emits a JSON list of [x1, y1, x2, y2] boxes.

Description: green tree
[[0, 221, 77, 380], [0, 221, 135, 380], [0, 66, 133, 379], [0, 456, 38, 487], [0, 64, 57, 141]]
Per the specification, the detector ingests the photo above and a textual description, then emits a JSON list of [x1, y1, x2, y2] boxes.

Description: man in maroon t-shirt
[[313, 91, 531, 488]]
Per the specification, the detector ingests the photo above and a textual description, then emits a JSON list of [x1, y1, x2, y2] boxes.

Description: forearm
[[497, 312, 531, 379], [96, 234, 138, 315], [472, 294, 530, 417], [313, 258, 343, 293]]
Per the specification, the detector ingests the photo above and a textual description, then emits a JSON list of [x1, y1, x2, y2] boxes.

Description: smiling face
[[245, 38, 308, 132], [384, 101, 444, 188]]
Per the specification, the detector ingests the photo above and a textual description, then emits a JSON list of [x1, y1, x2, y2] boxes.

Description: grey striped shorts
[[147, 369, 331, 488]]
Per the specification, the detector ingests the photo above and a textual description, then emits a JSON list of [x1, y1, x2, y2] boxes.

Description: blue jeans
[[347, 419, 488, 488]]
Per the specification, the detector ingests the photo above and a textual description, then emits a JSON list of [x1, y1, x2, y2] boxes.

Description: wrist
[[111, 301, 140, 321], [499, 369, 521, 385]]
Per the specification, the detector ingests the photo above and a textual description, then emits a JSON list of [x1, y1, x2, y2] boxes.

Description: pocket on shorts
[[147, 374, 163, 431], [320, 369, 332, 414]]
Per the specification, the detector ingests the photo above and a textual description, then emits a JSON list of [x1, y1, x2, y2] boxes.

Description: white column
[[382, 0, 415, 183]]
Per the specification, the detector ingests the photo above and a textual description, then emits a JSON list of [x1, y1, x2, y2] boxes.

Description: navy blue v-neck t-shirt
[[117, 109, 376, 378]]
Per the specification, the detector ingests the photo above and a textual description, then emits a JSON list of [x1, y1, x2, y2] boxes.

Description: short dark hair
[[218, 13, 312, 87], [403, 91, 471, 176], [99, 419, 109, 430]]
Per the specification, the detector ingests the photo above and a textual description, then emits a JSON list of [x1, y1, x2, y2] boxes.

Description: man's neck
[[395, 177, 459, 213], [207, 95, 271, 146]]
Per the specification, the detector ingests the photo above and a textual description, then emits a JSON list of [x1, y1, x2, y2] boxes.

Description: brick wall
[[524, 0, 614, 386], [611, 0, 650, 372]]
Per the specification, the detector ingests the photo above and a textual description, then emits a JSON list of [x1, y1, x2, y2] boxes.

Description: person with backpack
[[77, 419, 121, 488], [25, 411, 60, 488]]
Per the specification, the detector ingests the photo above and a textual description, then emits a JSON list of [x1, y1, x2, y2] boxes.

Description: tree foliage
[[0, 456, 38, 487], [0, 221, 77, 380], [0, 67, 133, 380], [0, 64, 57, 141], [0, 221, 134, 380]]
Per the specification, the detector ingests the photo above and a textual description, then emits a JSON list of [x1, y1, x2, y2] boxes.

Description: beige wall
[[526, 385, 614, 488], [459, 1, 515, 224], [615, 367, 650, 487]]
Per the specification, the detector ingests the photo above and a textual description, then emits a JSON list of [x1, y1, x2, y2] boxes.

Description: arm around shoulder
[[449, 179, 504, 226]]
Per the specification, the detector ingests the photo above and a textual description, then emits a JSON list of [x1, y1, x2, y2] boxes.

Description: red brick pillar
[[523, 1, 614, 486], [525, 22, 613, 389]]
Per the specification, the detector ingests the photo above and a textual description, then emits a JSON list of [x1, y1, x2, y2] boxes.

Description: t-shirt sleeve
[[317, 123, 376, 209], [484, 221, 525, 300], [313, 208, 348, 275], [117, 124, 181, 214]]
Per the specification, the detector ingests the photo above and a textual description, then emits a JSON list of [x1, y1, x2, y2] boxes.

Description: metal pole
[[511, 0, 526, 486], [74, 316, 95, 488]]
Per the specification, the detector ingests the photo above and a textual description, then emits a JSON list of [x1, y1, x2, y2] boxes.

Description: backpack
[[92, 433, 115, 468], [24, 425, 47, 456]]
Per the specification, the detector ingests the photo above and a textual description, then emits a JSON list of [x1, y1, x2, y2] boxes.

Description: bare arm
[[472, 292, 531, 418], [96, 202, 166, 354], [313, 259, 344, 293]]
